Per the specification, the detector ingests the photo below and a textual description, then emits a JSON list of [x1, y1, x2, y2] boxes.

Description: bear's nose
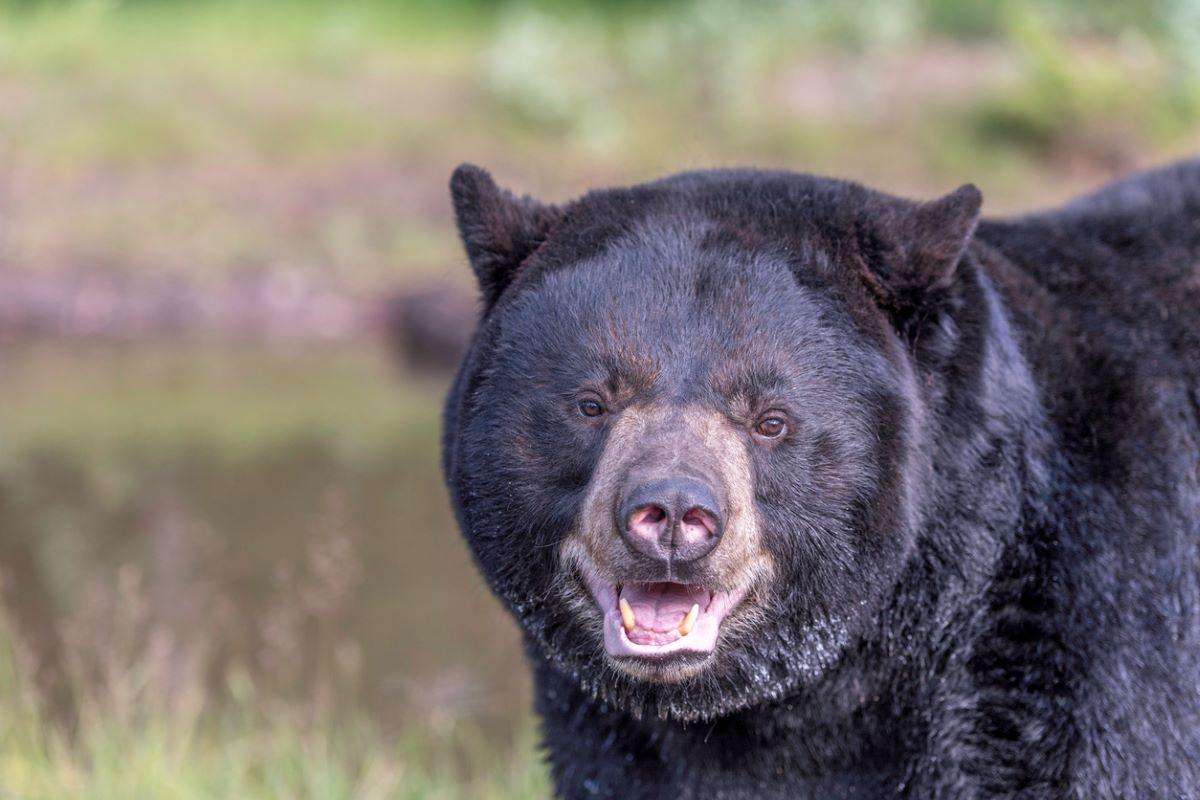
[[617, 477, 724, 566]]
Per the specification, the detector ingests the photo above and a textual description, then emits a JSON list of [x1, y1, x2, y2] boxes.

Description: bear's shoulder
[[977, 159, 1200, 283]]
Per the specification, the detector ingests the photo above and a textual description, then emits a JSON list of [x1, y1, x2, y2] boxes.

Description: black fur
[[443, 160, 1200, 798]]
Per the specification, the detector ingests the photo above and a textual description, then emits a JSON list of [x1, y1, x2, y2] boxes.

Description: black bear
[[441, 160, 1200, 798]]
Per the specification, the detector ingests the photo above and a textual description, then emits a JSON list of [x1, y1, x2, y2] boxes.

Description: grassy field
[[0, 0, 1197, 796], [0, 625, 548, 799]]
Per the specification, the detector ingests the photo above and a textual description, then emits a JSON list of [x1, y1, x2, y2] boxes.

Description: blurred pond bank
[[0, 341, 527, 735]]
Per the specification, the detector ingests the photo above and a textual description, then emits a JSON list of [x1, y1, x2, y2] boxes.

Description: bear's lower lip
[[584, 576, 750, 660]]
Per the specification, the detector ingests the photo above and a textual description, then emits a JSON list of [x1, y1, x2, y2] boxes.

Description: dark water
[[0, 341, 529, 734]]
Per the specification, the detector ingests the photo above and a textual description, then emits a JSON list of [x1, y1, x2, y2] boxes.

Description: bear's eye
[[754, 416, 788, 439], [578, 399, 605, 418]]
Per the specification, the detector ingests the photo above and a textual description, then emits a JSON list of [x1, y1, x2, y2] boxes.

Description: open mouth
[[585, 577, 750, 660]]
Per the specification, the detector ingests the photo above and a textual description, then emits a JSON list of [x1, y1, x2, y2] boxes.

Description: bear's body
[[443, 160, 1200, 798]]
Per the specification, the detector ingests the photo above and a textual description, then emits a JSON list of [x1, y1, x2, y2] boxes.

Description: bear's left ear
[[450, 164, 562, 309], [866, 183, 982, 316]]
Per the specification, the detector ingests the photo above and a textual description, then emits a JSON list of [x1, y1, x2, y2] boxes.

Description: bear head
[[443, 165, 982, 721]]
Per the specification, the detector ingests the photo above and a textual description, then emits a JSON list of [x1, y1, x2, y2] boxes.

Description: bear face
[[444, 166, 981, 720]]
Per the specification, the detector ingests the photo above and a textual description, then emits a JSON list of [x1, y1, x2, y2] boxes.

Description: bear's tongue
[[620, 582, 709, 643]]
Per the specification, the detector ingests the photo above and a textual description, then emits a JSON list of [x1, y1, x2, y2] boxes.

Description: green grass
[[0, 626, 549, 799]]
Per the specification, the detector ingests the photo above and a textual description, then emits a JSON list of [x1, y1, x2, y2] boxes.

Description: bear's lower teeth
[[678, 603, 700, 636], [619, 597, 636, 632], [620, 596, 702, 638]]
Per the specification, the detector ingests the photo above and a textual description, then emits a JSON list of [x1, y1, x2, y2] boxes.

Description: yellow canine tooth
[[619, 597, 636, 632], [679, 603, 700, 636]]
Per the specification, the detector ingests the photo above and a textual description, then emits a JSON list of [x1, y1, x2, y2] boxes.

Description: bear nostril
[[680, 507, 717, 539], [636, 505, 667, 525], [627, 504, 668, 538]]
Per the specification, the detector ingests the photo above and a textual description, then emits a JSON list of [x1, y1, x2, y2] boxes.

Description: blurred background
[[0, 0, 1196, 796]]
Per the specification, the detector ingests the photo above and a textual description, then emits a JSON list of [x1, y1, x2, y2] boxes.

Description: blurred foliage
[[0, 0, 1196, 287], [965, 2, 1200, 159], [0, 0, 1181, 38], [478, 0, 1200, 159]]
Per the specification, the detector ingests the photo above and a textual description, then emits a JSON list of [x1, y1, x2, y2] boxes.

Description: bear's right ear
[[450, 164, 562, 308], [861, 183, 982, 322]]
